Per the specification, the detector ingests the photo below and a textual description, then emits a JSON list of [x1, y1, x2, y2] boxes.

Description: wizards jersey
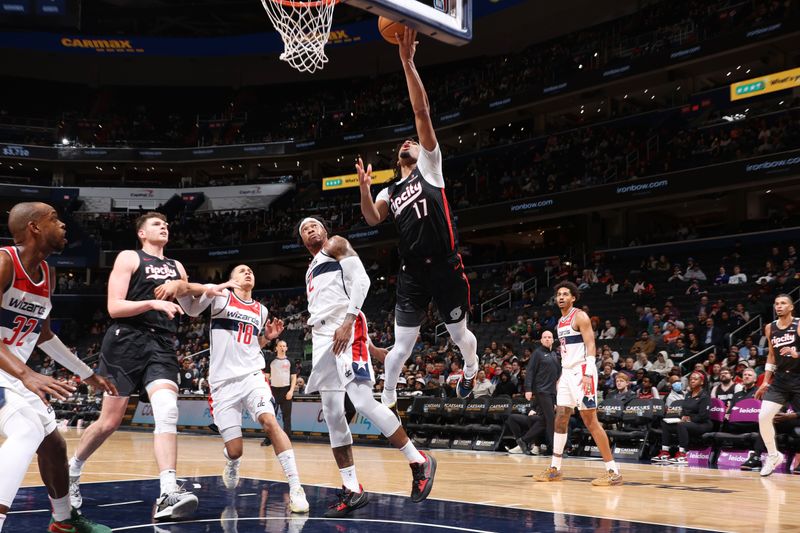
[[208, 290, 268, 385], [0, 246, 52, 388]]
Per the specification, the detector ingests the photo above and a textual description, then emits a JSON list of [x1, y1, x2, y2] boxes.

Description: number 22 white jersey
[[208, 289, 268, 386]]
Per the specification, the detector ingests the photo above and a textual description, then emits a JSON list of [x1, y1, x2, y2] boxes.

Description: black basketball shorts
[[763, 373, 800, 409], [97, 323, 179, 397], [395, 253, 471, 328]]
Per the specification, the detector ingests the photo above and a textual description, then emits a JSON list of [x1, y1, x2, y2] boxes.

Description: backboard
[[348, 0, 472, 45]]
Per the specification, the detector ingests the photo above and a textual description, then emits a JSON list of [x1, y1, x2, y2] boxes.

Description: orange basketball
[[378, 16, 406, 45]]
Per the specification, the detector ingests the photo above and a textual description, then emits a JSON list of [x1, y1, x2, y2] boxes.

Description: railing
[[434, 276, 539, 338], [678, 345, 715, 373], [727, 315, 763, 348]]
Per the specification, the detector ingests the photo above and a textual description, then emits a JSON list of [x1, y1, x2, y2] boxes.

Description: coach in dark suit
[[525, 330, 560, 454]]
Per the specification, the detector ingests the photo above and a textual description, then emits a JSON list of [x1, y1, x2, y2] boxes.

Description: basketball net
[[260, 0, 338, 73]]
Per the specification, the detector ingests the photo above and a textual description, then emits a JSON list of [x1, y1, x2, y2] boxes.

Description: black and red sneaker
[[410, 452, 437, 503], [323, 485, 369, 518]]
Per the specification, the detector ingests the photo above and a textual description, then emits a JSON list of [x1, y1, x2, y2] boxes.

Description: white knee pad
[[346, 382, 401, 437], [0, 408, 46, 507], [220, 425, 243, 443], [149, 388, 179, 435], [321, 391, 352, 448]]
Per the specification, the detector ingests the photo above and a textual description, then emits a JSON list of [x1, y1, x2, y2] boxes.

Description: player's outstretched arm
[[398, 27, 437, 151], [358, 157, 389, 226]]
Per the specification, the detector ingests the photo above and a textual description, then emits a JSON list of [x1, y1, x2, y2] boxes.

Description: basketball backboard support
[[347, 0, 472, 45]]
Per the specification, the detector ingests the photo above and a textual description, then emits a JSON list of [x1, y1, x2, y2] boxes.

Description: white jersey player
[[0, 202, 115, 533], [534, 281, 622, 486], [174, 264, 309, 513], [298, 217, 436, 519]]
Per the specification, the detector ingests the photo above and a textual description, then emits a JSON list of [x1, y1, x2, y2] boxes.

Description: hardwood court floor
[[16, 429, 800, 532]]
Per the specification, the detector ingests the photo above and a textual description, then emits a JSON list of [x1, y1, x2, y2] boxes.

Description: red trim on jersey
[[458, 254, 472, 312], [1, 246, 49, 297], [558, 308, 577, 328], [228, 294, 261, 314], [352, 314, 368, 364], [440, 190, 455, 251]]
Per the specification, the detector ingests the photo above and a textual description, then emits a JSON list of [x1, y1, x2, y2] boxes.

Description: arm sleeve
[[340, 256, 371, 316], [38, 336, 93, 380], [416, 143, 445, 188], [177, 285, 222, 317]]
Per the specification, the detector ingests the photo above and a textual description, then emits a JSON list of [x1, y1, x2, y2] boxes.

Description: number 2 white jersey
[[208, 289, 268, 386], [0, 246, 52, 389], [305, 250, 349, 334]]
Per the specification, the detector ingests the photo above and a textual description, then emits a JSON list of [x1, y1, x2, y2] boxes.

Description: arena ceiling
[[0, 0, 642, 85]]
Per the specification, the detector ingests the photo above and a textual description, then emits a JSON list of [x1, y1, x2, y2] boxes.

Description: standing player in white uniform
[[358, 28, 480, 407], [299, 217, 436, 518], [0, 202, 115, 533], [171, 264, 309, 512], [534, 281, 622, 486]]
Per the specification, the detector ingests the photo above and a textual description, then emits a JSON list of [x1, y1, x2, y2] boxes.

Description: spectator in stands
[[684, 261, 707, 282], [728, 265, 747, 284], [662, 321, 681, 344], [599, 320, 617, 339], [630, 331, 656, 357], [178, 357, 199, 394], [721, 347, 741, 370], [652, 350, 674, 377], [606, 374, 635, 405], [524, 331, 558, 453], [636, 375, 659, 399], [504, 398, 545, 456], [738, 337, 759, 360], [714, 266, 730, 285], [669, 337, 691, 363], [294, 376, 306, 395], [700, 318, 726, 353], [599, 362, 617, 397], [665, 375, 685, 407], [710, 368, 742, 408], [668, 265, 685, 283], [726, 367, 758, 417], [493, 371, 517, 397], [616, 317, 632, 338], [633, 278, 656, 304], [473, 370, 495, 398], [619, 357, 636, 380], [633, 352, 653, 372], [652, 371, 712, 465], [755, 260, 776, 284]]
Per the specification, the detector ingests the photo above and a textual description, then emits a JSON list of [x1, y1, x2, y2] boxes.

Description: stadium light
[[61, 137, 70, 145]]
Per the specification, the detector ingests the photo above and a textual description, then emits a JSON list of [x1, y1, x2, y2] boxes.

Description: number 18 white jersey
[[208, 289, 268, 386]]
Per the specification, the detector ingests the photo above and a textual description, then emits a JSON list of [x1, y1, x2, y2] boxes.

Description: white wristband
[[39, 337, 94, 380], [765, 363, 777, 373]]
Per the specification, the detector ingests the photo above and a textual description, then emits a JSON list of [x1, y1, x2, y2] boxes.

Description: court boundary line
[[239, 476, 733, 533]]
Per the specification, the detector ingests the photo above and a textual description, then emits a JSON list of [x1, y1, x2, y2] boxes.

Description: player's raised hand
[[264, 318, 285, 340], [151, 299, 184, 319], [205, 279, 240, 298], [398, 26, 418, 63], [21, 371, 75, 404], [356, 157, 373, 189], [86, 373, 118, 396]]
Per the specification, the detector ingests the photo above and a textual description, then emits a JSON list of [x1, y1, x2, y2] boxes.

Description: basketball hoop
[[260, 0, 339, 73]]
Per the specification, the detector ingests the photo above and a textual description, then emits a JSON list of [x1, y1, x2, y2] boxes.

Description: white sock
[[678, 447, 686, 453], [338, 465, 361, 493], [604, 461, 619, 474], [0, 513, 6, 530], [399, 440, 425, 464], [50, 495, 71, 522], [159, 469, 177, 495], [69, 455, 85, 477], [661, 446, 669, 452], [277, 450, 301, 490], [551, 432, 567, 470]]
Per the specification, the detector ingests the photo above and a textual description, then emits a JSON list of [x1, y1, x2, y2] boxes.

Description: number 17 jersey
[[208, 289, 268, 386], [376, 144, 458, 260]]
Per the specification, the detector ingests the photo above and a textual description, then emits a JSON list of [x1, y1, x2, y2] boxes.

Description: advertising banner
[[322, 169, 394, 191], [730, 67, 800, 101]]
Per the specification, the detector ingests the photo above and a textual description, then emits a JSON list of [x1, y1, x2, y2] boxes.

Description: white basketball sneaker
[[154, 488, 199, 520], [289, 485, 310, 513], [760, 452, 785, 477], [222, 458, 241, 489], [381, 388, 397, 408]]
